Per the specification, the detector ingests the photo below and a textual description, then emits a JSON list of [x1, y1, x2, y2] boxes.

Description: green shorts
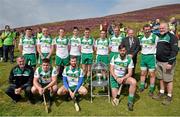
[[70, 55, 81, 65], [110, 76, 122, 89], [38, 53, 52, 65], [23, 53, 36, 66], [110, 52, 119, 61], [96, 55, 109, 65], [81, 53, 93, 65], [140, 54, 156, 71], [69, 85, 77, 91], [55, 55, 69, 66]]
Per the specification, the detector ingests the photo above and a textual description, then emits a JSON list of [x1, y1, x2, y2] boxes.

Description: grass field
[[0, 48, 180, 116]]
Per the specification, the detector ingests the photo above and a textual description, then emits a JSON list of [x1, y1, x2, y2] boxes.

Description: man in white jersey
[[81, 28, 94, 84], [18, 28, 36, 68], [53, 28, 69, 79], [57, 56, 87, 111], [95, 30, 109, 65], [31, 58, 58, 103], [69, 27, 81, 65], [37, 27, 53, 64], [139, 24, 158, 96], [109, 25, 125, 61], [110, 44, 137, 111]]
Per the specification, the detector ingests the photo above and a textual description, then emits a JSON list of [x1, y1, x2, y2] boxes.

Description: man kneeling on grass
[[31, 58, 58, 104], [5, 56, 34, 103], [57, 56, 88, 112], [110, 44, 137, 111]]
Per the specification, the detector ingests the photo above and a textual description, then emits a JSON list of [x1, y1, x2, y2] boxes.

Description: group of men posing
[[5, 22, 178, 111]]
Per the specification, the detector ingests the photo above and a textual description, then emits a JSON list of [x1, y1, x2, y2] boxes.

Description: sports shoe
[[139, 88, 144, 93], [152, 93, 165, 101], [148, 91, 154, 97], [162, 96, 172, 105], [127, 102, 133, 111]]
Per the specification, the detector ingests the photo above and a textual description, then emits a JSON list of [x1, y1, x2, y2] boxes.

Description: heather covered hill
[[15, 4, 180, 33]]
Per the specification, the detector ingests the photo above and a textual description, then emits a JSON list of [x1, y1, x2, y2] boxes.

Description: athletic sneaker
[[127, 102, 133, 111], [162, 96, 172, 105], [152, 93, 165, 101], [148, 91, 154, 97]]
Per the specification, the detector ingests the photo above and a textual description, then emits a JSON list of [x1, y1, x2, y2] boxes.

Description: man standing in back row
[[153, 23, 178, 105]]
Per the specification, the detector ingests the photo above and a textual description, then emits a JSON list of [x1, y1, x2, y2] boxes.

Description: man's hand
[[166, 63, 172, 70], [69, 91, 75, 99], [38, 87, 44, 95], [128, 54, 133, 58], [40, 54, 45, 59], [15, 88, 22, 94], [116, 78, 125, 84]]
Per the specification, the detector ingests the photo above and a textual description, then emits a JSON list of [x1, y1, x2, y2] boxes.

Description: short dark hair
[[59, 28, 65, 31], [25, 28, 32, 31], [85, 27, 90, 31], [42, 58, 50, 63], [70, 56, 77, 60], [118, 44, 126, 50], [5, 25, 10, 29], [73, 27, 79, 30], [143, 24, 151, 30]]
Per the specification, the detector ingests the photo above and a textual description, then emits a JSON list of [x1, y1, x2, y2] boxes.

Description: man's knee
[[31, 86, 38, 94]]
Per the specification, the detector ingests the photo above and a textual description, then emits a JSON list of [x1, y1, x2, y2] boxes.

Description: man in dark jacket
[[152, 23, 179, 105], [5, 56, 34, 103], [121, 29, 140, 77]]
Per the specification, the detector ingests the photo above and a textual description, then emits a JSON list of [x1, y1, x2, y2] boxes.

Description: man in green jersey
[[110, 44, 137, 111], [80, 28, 94, 83], [53, 28, 69, 79], [109, 25, 125, 61], [18, 28, 37, 68], [37, 27, 53, 64], [57, 56, 87, 111], [139, 24, 158, 96], [31, 58, 58, 102], [69, 27, 81, 65]]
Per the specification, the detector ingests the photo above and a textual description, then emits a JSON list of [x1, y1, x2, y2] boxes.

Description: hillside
[[15, 4, 180, 33]]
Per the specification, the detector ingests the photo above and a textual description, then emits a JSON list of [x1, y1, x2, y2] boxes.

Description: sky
[[0, 0, 179, 29]]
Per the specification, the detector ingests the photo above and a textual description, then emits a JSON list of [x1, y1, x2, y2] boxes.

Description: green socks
[[128, 94, 134, 103]]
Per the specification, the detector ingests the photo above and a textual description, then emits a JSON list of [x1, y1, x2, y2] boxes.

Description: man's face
[[159, 24, 168, 35], [100, 31, 106, 39], [70, 58, 77, 68], [73, 29, 79, 36], [128, 30, 134, 38], [59, 29, 65, 37], [25, 30, 32, 37], [42, 28, 49, 36], [114, 27, 119, 36], [144, 26, 151, 37], [84, 30, 90, 38], [119, 47, 127, 59], [17, 58, 25, 69], [5, 26, 10, 32], [42, 63, 50, 72]]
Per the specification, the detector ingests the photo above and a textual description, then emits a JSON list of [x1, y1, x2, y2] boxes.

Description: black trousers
[[132, 56, 137, 78], [5, 84, 32, 102], [3, 45, 14, 62], [0, 47, 3, 58]]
